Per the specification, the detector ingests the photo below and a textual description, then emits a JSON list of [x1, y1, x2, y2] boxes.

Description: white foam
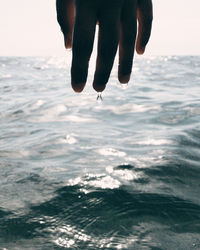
[[1, 74, 12, 78], [135, 138, 173, 146], [96, 148, 126, 157], [31, 99, 46, 110], [65, 115, 98, 123], [88, 175, 121, 189], [65, 135, 77, 144], [106, 166, 142, 181], [68, 174, 121, 190], [95, 103, 161, 114]]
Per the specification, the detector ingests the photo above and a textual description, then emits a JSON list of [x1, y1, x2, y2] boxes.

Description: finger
[[56, 0, 75, 48], [136, 0, 153, 54], [71, 0, 97, 92], [118, 0, 137, 83], [93, 0, 124, 92]]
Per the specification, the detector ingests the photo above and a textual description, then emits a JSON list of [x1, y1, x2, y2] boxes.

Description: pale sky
[[0, 0, 200, 56]]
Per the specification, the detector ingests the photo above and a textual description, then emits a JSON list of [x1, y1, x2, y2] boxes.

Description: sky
[[0, 0, 200, 56]]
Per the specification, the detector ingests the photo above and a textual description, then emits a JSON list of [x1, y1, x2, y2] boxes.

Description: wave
[[0, 171, 200, 249]]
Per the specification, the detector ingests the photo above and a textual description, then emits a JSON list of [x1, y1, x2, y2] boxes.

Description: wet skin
[[56, 0, 153, 92]]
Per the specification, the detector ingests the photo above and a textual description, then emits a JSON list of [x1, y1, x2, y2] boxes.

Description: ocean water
[[0, 55, 200, 250]]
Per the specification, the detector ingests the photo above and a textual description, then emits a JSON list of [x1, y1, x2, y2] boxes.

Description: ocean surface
[[0, 55, 200, 250]]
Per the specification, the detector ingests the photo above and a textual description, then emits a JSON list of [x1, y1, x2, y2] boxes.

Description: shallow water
[[0, 56, 200, 249]]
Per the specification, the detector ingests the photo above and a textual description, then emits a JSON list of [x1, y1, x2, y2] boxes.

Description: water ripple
[[1, 56, 200, 249]]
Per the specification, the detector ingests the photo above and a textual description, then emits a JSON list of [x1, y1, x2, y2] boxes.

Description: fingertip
[[71, 82, 86, 93], [136, 46, 145, 55], [118, 74, 130, 84], [93, 83, 106, 92], [64, 36, 72, 49]]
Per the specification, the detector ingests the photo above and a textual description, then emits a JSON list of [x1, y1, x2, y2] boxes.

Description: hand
[[56, 0, 153, 93]]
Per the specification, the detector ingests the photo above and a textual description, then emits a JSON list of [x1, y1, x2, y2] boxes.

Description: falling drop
[[96, 92, 103, 102], [121, 83, 128, 89]]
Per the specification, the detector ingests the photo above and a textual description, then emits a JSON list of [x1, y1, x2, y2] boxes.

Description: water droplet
[[66, 48, 72, 53], [121, 83, 128, 89], [96, 92, 103, 102]]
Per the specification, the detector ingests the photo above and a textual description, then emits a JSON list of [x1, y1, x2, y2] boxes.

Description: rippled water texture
[[0, 56, 200, 249]]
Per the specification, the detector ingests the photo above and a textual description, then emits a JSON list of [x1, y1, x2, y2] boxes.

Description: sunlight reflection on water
[[0, 56, 200, 249]]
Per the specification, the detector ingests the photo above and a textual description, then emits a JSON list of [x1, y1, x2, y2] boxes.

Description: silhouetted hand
[[56, 0, 153, 92]]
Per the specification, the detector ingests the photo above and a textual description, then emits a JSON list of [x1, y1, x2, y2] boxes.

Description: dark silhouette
[[56, 0, 153, 92]]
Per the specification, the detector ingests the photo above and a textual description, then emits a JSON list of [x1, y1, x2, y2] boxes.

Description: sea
[[0, 55, 200, 250]]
